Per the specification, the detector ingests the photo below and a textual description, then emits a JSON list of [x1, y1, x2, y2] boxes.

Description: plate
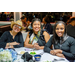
[[17, 51, 25, 55]]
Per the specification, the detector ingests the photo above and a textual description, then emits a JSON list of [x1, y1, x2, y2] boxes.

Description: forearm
[[24, 44, 34, 48], [39, 46, 44, 49], [44, 45, 52, 53], [14, 43, 24, 48], [62, 51, 75, 59]]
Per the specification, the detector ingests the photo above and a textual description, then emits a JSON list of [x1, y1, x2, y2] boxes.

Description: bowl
[[34, 55, 41, 61], [30, 52, 36, 55]]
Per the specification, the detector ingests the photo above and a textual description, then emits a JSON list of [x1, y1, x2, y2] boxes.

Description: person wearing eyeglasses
[[0, 20, 25, 49]]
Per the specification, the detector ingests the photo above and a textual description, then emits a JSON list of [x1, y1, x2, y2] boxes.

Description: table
[[14, 47, 69, 62]]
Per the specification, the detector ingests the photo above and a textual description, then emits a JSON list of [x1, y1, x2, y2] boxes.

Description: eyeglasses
[[14, 25, 22, 29]]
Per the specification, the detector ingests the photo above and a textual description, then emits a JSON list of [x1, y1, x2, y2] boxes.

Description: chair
[[22, 31, 28, 41]]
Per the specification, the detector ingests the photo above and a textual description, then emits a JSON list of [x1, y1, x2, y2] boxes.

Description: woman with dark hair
[[44, 21, 75, 62], [43, 16, 53, 34], [24, 18, 50, 50]]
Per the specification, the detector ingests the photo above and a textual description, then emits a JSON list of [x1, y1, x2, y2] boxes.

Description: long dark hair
[[29, 18, 41, 37], [31, 18, 41, 27], [53, 21, 67, 44]]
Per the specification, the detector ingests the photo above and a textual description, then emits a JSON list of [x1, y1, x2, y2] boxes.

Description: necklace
[[10, 30, 16, 39]]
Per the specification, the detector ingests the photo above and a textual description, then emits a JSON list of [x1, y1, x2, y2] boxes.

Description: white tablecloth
[[14, 47, 69, 62]]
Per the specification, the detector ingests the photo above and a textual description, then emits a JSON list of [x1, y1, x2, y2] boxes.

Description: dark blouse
[[0, 31, 24, 48], [44, 36, 75, 61], [29, 29, 48, 46], [67, 24, 75, 39], [44, 23, 53, 34]]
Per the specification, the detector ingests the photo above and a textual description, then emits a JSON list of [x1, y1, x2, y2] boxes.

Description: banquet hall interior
[[0, 12, 74, 37]]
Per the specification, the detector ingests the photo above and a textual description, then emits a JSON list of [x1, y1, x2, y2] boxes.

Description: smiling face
[[32, 21, 41, 33], [12, 24, 21, 33], [55, 23, 65, 37]]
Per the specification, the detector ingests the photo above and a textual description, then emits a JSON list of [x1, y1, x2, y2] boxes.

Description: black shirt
[[67, 24, 75, 39], [29, 29, 48, 46], [44, 23, 53, 34], [44, 36, 75, 61], [0, 31, 24, 48]]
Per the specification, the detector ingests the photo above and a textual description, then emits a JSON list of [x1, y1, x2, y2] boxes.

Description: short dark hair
[[68, 17, 75, 23], [53, 21, 67, 44], [44, 16, 50, 23], [21, 16, 26, 19]]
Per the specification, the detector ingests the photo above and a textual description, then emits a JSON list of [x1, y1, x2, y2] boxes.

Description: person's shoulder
[[28, 30, 33, 37], [41, 29, 48, 33], [68, 36, 75, 43], [1, 31, 10, 37], [68, 36, 74, 39], [3, 31, 10, 35], [67, 24, 74, 28], [43, 31, 49, 35]]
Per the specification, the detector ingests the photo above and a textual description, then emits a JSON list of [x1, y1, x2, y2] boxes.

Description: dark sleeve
[[66, 25, 71, 36], [62, 38, 75, 60], [14, 33, 24, 48], [0, 31, 8, 48], [44, 36, 53, 53], [67, 24, 75, 39], [47, 24, 51, 33]]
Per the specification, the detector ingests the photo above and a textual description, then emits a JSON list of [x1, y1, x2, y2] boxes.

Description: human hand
[[50, 49, 62, 55], [10, 42, 20, 46], [33, 43, 40, 50], [5, 45, 14, 49], [6, 42, 20, 48], [56, 53, 65, 58]]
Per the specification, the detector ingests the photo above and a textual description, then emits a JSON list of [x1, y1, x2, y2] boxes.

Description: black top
[[44, 23, 53, 34], [67, 24, 75, 39], [0, 31, 24, 48], [29, 29, 48, 46], [44, 36, 75, 62]]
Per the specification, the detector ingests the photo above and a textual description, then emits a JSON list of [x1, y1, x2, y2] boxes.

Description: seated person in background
[[24, 18, 50, 50], [44, 21, 75, 62], [0, 20, 24, 49], [66, 17, 75, 39], [21, 16, 29, 32], [21, 16, 27, 27], [42, 16, 53, 34]]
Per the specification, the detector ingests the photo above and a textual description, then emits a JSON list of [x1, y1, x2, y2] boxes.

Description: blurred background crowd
[[0, 12, 75, 38], [0, 12, 72, 22]]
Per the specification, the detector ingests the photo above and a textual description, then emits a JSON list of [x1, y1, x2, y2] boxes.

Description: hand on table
[[10, 42, 20, 46], [33, 43, 40, 50], [56, 53, 65, 58], [5, 45, 14, 49], [50, 49, 65, 58], [50, 49, 62, 55], [5, 42, 20, 49]]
